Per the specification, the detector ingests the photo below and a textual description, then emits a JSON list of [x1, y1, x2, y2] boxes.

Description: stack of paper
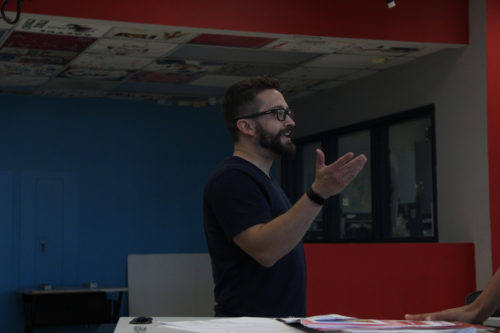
[[295, 315, 480, 333]]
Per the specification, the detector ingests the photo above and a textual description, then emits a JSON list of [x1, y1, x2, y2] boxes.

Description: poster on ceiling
[[0, 47, 78, 65], [0, 61, 63, 76], [145, 59, 223, 74], [85, 38, 178, 58], [263, 37, 351, 53], [129, 70, 204, 84], [4, 31, 97, 53], [71, 53, 153, 70], [105, 27, 197, 44], [16, 18, 111, 38], [59, 66, 132, 81]]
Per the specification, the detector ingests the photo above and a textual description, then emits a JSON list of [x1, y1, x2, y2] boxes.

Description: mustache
[[278, 126, 293, 137]]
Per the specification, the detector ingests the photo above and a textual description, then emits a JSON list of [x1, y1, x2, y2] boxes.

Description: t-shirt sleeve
[[207, 169, 272, 240]]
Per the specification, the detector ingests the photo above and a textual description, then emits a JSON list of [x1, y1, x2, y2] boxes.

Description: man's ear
[[236, 119, 256, 137]]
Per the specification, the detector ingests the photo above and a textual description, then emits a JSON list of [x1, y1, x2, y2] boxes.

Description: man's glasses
[[234, 107, 294, 122]]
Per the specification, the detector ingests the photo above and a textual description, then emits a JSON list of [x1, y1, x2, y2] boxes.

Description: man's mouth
[[281, 130, 292, 141]]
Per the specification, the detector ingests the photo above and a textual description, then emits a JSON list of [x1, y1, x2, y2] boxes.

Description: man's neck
[[233, 147, 275, 177]]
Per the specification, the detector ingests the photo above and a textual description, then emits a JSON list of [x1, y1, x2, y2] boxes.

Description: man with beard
[[203, 76, 367, 318]]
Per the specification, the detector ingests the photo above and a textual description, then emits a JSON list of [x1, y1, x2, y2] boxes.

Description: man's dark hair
[[222, 76, 281, 143]]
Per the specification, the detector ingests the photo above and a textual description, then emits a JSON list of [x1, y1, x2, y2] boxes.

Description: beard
[[255, 122, 296, 158]]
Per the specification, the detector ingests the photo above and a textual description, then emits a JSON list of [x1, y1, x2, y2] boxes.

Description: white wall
[[291, 0, 491, 287]]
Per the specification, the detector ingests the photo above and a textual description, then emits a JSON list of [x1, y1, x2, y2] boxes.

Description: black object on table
[[21, 286, 128, 333]]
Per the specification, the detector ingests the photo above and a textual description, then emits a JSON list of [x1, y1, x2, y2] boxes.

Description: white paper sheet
[[158, 317, 299, 333]]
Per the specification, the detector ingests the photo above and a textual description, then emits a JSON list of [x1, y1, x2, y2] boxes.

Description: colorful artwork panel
[[189, 33, 275, 48], [264, 37, 351, 53], [105, 27, 197, 43], [17, 18, 111, 38], [0, 74, 49, 87], [0, 47, 78, 65], [60, 67, 133, 81], [0, 61, 63, 76], [85, 38, 178, 57], [145, 59, 223, 74], [129, 71, 204, 84], [71, 53, 153, 70], [4, 31, 97, 52], [215, 62, 292, 76]]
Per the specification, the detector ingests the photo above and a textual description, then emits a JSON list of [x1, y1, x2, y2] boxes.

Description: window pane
[[299, 141, 324, 241], [337, 131, 372, 240], [389, 118, 434, 238]]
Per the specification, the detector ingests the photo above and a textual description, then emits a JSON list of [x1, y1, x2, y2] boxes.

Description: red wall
[[15, 0, 468, 44], [305, 243, 476, 318], [487, 0, 500, 271]]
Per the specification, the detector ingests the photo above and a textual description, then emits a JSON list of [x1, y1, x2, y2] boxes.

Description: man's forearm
[[233, 192, 323, 267]]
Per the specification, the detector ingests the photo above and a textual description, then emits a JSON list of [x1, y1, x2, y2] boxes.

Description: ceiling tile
[[263, 36, 351, 53], [117, 81, 225, 97], [214, 62, 293, 76], [190, 74, 251, 87], [338, 40, 447, 58], [84, 38, 178, 58], [0, 47, 77, 65], [144, 59, 223, 73], [59, 67, 133, 81], [189, 33, 275, 48], [278, 66, 353, 80], [104, 90, 166, 101], [370, 56, 414, 69], [71, 53, 153, 69], [16, 18, 111, 38], [35, 88, 106, 98], [311, 80, 345, 90], [305, 53, 376, 69], [44, 77, 118, 90], [168, 44, 321, 65], [0, 74, 49, 87], [3, 31, 97, 52], [286, 90, 316, 100], [105, 26, 197, 44], [128, 71, 205, 84], [0, 61, 63, 76], [279, 77, 322, 93], [338, 69, 379, 80], [0, 19, 12, 29]]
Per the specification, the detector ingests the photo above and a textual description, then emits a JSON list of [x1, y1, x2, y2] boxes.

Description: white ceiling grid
[[0, 15, 463, 106]]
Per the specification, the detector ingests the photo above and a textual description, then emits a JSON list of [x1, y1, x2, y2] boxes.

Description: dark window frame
[[281, 104, 438, 243]]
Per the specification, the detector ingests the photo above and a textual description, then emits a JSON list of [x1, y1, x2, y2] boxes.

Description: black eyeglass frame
[[234, 107, 294, 122]]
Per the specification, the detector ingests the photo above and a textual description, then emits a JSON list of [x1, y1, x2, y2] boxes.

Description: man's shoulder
[[210, 156, 263, 181]]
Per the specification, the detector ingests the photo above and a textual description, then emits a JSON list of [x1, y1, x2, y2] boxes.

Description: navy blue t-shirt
[[203, 156, 306, 317]]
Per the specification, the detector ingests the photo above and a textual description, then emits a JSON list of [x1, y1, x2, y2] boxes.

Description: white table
[[114, 317, 309, 333]]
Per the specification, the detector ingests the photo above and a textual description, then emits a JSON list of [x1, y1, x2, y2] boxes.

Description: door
[[19, 172, 78, 288]]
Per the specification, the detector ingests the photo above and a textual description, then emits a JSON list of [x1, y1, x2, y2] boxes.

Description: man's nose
[[284, 114, 295, 127]]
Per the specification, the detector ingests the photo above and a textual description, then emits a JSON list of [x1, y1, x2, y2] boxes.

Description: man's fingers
[[315, 149, 326, 170], [337, 157, 366, 185], [332, 154, 367, 177], [331, 152, 355, 168], [405, 314, 429, 320]]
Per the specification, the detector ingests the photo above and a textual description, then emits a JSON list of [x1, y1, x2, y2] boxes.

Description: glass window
[[337, 131, 372, 240], [282, 105, 437, 242], [388, 118, 434, 239], [297, 141, 324, 241]]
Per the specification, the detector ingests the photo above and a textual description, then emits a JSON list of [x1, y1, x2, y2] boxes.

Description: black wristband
[[306, 187, 325, 206]]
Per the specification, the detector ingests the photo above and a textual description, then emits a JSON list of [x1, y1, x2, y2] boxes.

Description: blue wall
[[0, 94, 232, 332]]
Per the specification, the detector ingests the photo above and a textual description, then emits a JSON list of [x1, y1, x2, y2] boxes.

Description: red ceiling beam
[[12, 0, 468, 44]]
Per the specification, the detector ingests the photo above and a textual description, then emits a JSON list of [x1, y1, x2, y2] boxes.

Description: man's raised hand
[[312, 149, 367, 199]]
